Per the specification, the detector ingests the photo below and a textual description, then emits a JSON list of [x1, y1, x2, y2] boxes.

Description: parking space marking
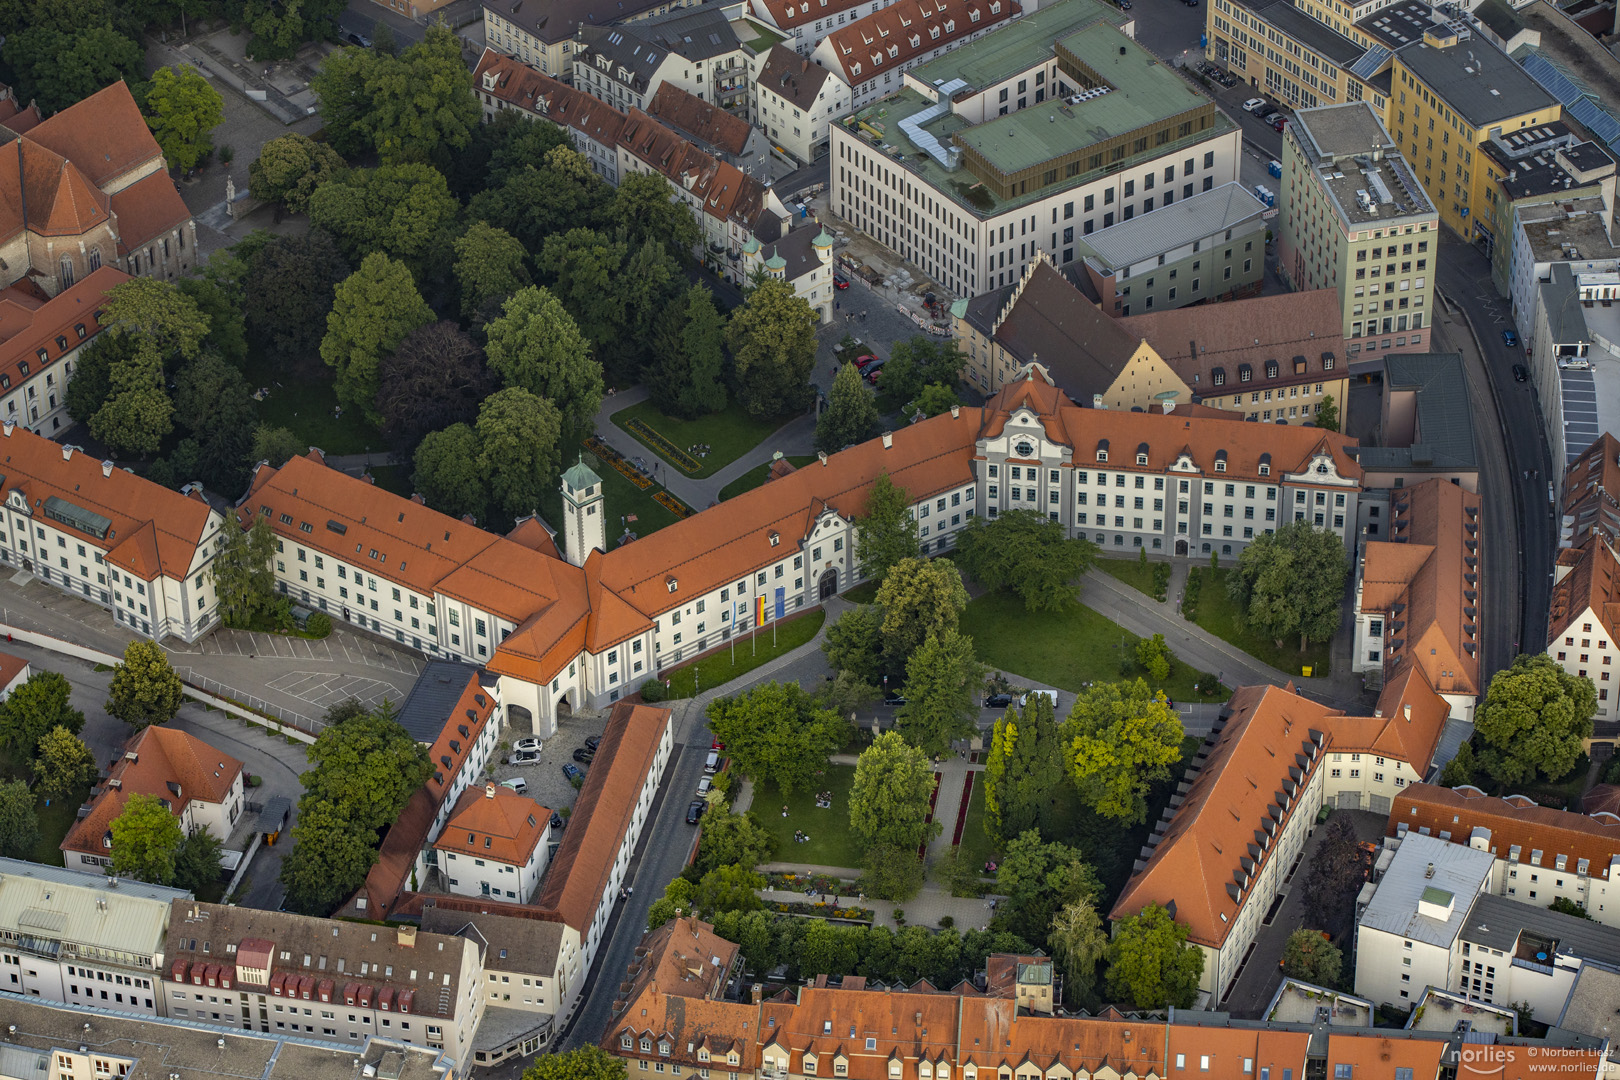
[[266, 670, 402, 710]]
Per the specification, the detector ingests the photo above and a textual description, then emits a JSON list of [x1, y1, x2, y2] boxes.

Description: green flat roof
[[908, 0, 1124, 91]]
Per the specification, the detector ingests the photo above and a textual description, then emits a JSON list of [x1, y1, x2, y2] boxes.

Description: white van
[[1019, 690, 1059, 709], [704, 751, 720, 774]]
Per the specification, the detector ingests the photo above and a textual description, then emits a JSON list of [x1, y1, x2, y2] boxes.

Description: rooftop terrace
[[907, 0, 1125, 89]]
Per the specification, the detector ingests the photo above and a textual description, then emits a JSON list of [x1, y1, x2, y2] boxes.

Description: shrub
[[640, 679, 669, 703], [305, 612, 332, 638]]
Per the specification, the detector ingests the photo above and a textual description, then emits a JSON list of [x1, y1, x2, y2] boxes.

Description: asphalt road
[[1435, 234, 1556, 673]]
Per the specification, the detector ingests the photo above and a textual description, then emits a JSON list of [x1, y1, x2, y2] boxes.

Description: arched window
[[59, 257, 74, 288], [87, 249, 101, 272]]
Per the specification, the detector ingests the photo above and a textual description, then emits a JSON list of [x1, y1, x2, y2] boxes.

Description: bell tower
[[560, 456, 605, 566]]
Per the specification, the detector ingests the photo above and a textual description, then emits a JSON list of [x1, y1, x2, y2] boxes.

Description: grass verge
[[537, 456, 688, 554], [610, 400, 791, 479], [752, 764, 861, 870], [1097, 557, 1168, 601], [1184, 567, 1332, 677], [961, 591, 1217, 700], [663, 610, 827, 698], [954, 781, 998, 876], [719, 456, 818, 501], [242, 348, 383, 456], [0, 747, 88, 866]]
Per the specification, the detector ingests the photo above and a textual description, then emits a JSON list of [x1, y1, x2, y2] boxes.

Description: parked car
[[550, 810, 564, 830], [711, 739, 726, 751], [1019, 690, 1059, 709], [696, 776, 713, 798], [884, 691, 908, 706], [1242, 98, 1267, 112], [865, 363, 889, 384], [854, 353, 882, 370], [1272, 116, 1288, 131], [513, 737, 542, 754], [572, 748, 595, 764], [1503, 329, 1520, 348], [984, 693, 1014, 709], [687, 800, 708, 824], [562, 763, 584, 783], [1513, 363, 1529, 382], [834, 276, 850, 290], [500, 777, 528, 794], [705, 750, 720, 773], [506, 750, 541, 766], [584, 734, 602, 751]]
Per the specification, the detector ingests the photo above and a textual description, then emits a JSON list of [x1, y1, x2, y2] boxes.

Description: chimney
[[818, 451, 828, 466], [101, 460, 114, 478], [751, 983, 763, 1004], [1, 419, 12, 436], [396, 925, 417, 949], [951, 404, 960, 418], [1403, 704, 1412, 720], [881, 432, 893, 449], [61, 445, 73, 461], [485, 781, 497, 798]]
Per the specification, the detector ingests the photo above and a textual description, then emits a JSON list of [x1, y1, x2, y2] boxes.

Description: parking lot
[[490, 712, 613, 819]]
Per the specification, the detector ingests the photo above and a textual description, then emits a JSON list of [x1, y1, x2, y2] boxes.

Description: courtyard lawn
[[954, 781, 999, 877], [1098, 556, 1165, 601], [719, 456, 818, 501], [752, 763, 862, 871], [611, 401, 791, 479], [0, 747, 89, 867], [663, 610, 826, 698], [961, 592, 1214, 700], [1187, 567, 1332, 677], [740, 22, 786, 51], [242, 348, 383, 456], [537, 458, 688, 556]]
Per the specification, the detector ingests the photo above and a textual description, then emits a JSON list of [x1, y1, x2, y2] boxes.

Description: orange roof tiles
[[0, 92, 43, 134], [535, 701, 670, 932], [1560, 432, 1620, 552], [820, 0, 1022, 87], [1324, 1034, 1442, 1080], [751, 0, 867, 30], [340, 786, 438, 921], [1390, 783, 1620, 876], [423, 671, 500, 805], [1548, 536, 1620, 645], [0, 265, 123, 397], [0, 651, 29, 695], [620, 917, 739, 1004], [109, 169, 193, 255], [26, 82, 162, 189], [434, 782, 549, 866], [474, 48, 628, 149], [1329, 666, 1449, 765], [62, 726, 243, 857], [647, 84, 754, 158]]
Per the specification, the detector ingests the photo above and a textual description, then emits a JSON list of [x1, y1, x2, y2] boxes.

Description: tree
[[856, 474, 920, 584], [609, 171, 700, 258], [64, 333, 125, 425], [306, 162, 460, 266], [100, 278, 211, 367], [375, 322, 496, 453], [1227, 520, 1348, 652], [212, 515, 279, 628], [248, 133, 345, 213], [1299, 815, 1368, 942], [240, 0, 345, 60], [874, 338, 964, 414], [990, 829, 1099, 947], [90, 345, 171, 457], [983, 694, 1076, 842], [483, 286, 603, 437], [1475, 654, 1598, 785], [477, 387, 565, 528], [143, 65, 224, 171], [875, 557, 968, 674], [816, 362, 879, 453], [278, 799, 379, 915], [1135, 633, 1172, 682], [705, 682, 848, 798], [454, 222, 530, 320], [861, 843, 925, 901], [693, 863, 766, 915], [1551, 897, 1594, 920], [1440, 740, 1478, 788], [1063, 680, 1185, 824], [32, 726, 97, 802], [693, 806, 775, 876], [303, 713, 433, 833], [467, 147, 613, 252], [849, 731, 941, 852], [172, 826, 224, 894], [106, 640, 185, 731], [897, 629, 984, 756], [244, 232, 350, 362], [956, 510, 1098, 612], [172, 352, 257, 492], [1281, 929, 1343, 987], [308, 43, 378, 156], [178, 273, 249, 368], [360, 25, 479, 163], [0, 670, 84, 759], [321, 253, 435, 422], [109, 792, 183, 884], [413, 424, 487, 522], [822, 605, 884, 687], [0, 779, 37, 859], [253, 425, 306, 468], [2, 0, 144, 116], [521, 1047, 625, 1080], [674, 285, 728, 418], [725, 279, 817, 418], [914, 383, 958, 417], [1105, 903, 1205, 1009], [1315, 394, 1340, 432], [1049, 897, 1109, 1008]]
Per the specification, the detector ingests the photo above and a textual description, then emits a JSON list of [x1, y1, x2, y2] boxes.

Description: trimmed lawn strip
[[663, 610, 826, 698], [537, 458, 687, 554], [610, 400, 791, 479], [719, 456, 818, 501], [752, 764, 861, 870], [1097, 557, 1163, 601], [1186, 567, 1332, 677], [954, 780, 999, 878], [242, 349, 383, 456], [843, 581, 880, 603], [961, 591, 1215, 700]]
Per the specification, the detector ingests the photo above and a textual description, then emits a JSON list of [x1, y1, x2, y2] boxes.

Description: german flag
[[755, 594, 767, 626]]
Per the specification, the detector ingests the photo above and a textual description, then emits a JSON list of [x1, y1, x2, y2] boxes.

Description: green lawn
[[961, 592, 1216, 700], [1186, 567, 1332, 677], [242, 349, 384, 456], [752, 764, 863, 871], [663, 610, 826, 697], [954, 779, 999, 876], [740, 21, 786, 51], [610, 401, 791, 479], [719, 456, 818, 501], [0, 747, 89, 866], [843, 580, 880, 603], [1098, 557, 1165, 601], [537, 457, 688, 556]]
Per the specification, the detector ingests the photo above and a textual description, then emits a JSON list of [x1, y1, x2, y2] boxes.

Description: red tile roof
[[26, 82, 162, 189], [1560, 432, 1620, 552], [1549, 536, 1620, 646], [434, 782, 550, 866], [750, 0, 868, 30], [474, 48, 628, 149], [818, 0, 1021, 87], [339, 786, 438, 920], [0, 651, 29, 695], [646, 84, 754, 158], [0, 266, 124, 401], [423, 671, 501, 805], [756, 46, 840, 110], [62, 726, 243, 857], [1390, 783, 1620, 877], [109, 169, 193, 256]]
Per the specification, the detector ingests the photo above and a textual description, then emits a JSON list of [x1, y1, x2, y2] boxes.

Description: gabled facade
[[752, 46, 851, 163], [473, 50, 626, 182], [433, 783, 553, 903], [573, 9, 748, 115], [0, 266, 127, 437], [741, 226, 836, 323], [811, 0, 1022, 109], [481, 0, 701, 80], [747, 0, 891, 57], [1548, 537, 1620, 720]]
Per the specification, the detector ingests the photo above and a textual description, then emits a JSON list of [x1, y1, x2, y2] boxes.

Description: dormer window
[[1259, 464, 1270, 476], [1212, 367, 1226, 386], [659, 1042, 671, 1057], [1214, 450, 1228, 473], [1239, 364, 1253, 383], [908, 33, 919, 46], [889, 1063, 902, 1079], [1265, 360, 1279, 379], [666, 577, 678, 593], [969, 7, 980, 20], [944, 17, 955, 29], [769, 532, 780, 546], [930, 25, 940, 37], [805, 1059, 818, 1075], [888, 43, 899, 57], [623, 1036, 635, 1050], [642, 1039, 653, 1052], [989, 0, 1000, 10], [1136, 442, 1149, 466]]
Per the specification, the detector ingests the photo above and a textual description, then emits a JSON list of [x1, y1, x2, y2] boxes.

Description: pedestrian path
[[758, 883, 1001, 930]]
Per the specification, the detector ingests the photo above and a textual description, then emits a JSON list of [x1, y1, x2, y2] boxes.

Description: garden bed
[[610, 401, 790, 479]]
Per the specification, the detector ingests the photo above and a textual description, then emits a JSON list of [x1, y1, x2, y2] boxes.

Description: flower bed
[[624, 417, 704, 473], [771, 900, 874, 921], [767, 871, 861, 896]]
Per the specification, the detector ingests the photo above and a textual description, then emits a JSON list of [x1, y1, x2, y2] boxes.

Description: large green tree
[[90, 346, 171, 457], [306, 162, 460, 266], [983, 693, 1077, 841], [856, 474, 921, 584], [822, 604, 883, 688], [896, 628, 984, 755], [609, 171, 700, 258], [705, 682, 848, 798], [992, 829, 1100, 949], [874, 556, 968, 674], [0, 669, 84, 759], [106, 640, 185, 731], [849, 731, 940, 852], [413, 424, 487, 522], [32, 725, 97, 802], [1049, 897, 1109, 1009], [243, 231, 350, 362], [454, 221, 530, 320], [2, 0, 143, 116], [240, 0, 344, 60], [521, 1047, 625, 1080], [692, 804, 775, 876], [645, 285, 727, 420], [375, 322, 496, 453], [1281, 928, 1343, 987], [956, 509, 1098, 612], [312, 25, 477, 163], [1475, 654, 1598, 786], [1298, 815, 1368, 942], [248, 133, 345, 214], [278, 798, 378, 915], [212, 515, 279, 628], [172, 825, 225, 895], [109, 792, 183, 884], [1226, 519, 1348, 651], [143, 64, 223, 171], [321, 253, 434, 422], [467, 146, 613, 252], [725, 279, 817, 419], [171, 352, 257, 492], [0, 778, 38, 859], [302, 712, 432, 833], [483, 286, 603, 437], [1105, 903, 1205, 1009], [476, 387, 564, 528], [1063, 679, 1184, 824], [816, 361, 878, 454], [875, 337, 965, 414]]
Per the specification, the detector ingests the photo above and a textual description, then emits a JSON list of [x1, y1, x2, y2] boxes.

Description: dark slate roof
[[1357, 353, 1479, 472], [396, 660, 483, 743], [757, 45, 837, 111], [1464, 892, 1620, 968], [1397, 36, 1555, 127], [488, 0, 670, 46], [761, 224, 828, 283], [1245, 0, 1365, 64], [1543, 263, 1591, 346]]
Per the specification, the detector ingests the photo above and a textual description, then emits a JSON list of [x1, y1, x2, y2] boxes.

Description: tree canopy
[[306, 162, 460, 266], [143, 64, 223, 171], [475, 386, 564, 528], [705, 682, 848, 798], [249, 133, 345, 214], [896, 628, 984, 755], [311, 26, 478, 163], [1063, 679, 1185, 824], [0, 778, 38, 860], [302, 712, 433, 833], [1474, 654, 1597, 786], [816, 361, 878, 454], [956, 509, 1098, 612], [874, 557, 968, 674], [375, 322, 497, 453], [0, 669, 84, 759], [1281, 928, 1342, 987], [211, 516, 280, 629], [856, 474, 920, 584], [109, 792, 184, 884], [106, 641, 185, 731], [522, 1047, 626, 1080], [983, 693, 1077, 841], [1227, 520, 1348, 651], [849, 731, 940, 852], [243, 231, 350, 362], [33, 725, 97, 801], [1105, 903, 1205, 1009], [725, 279, 818, 418], [321, 252, 435, 422], [453, 221, 530, 320], [483, 286, 603, 437]]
